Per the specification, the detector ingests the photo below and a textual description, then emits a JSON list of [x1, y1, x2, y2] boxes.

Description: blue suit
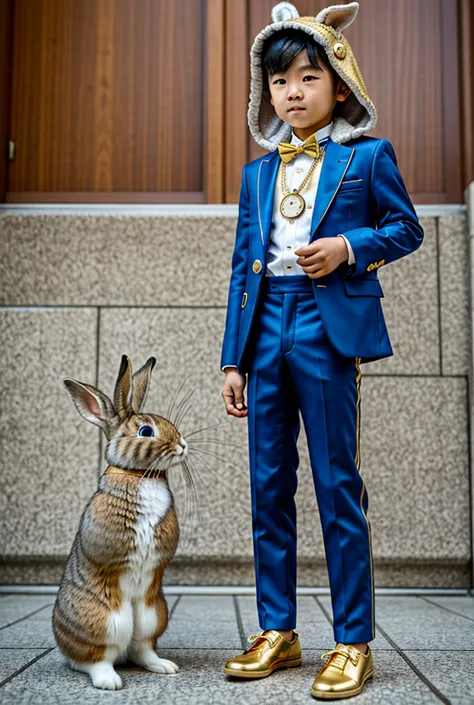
[[221, 136, 424, 373], [221, 136, 424, 642]]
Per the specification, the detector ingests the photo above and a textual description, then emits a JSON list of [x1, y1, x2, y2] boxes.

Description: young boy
[[220, 2, 423, 699]]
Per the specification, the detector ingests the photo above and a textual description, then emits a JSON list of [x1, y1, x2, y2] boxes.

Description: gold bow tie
[[278, 133, 320, 163]]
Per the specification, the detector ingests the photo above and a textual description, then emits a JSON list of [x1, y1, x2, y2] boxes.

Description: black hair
[[261, 28, 341, 95]]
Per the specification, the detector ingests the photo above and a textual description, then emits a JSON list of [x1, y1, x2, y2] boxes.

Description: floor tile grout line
[[168, 594, 182, 620], [0, 603, 54, 632], [314, 595, 451, 705], [417, 595, 474, 623], [233, 595, 247, 650], [0, 647, 55, 689], [375, 623, 451, 705], [313, 594, 333, 625]]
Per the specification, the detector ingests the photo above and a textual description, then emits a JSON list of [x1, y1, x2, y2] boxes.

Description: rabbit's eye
[[138, 425, 155, 438]]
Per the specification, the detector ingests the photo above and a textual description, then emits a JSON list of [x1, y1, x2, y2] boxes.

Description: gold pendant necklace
[[279, 144, 326, 220]]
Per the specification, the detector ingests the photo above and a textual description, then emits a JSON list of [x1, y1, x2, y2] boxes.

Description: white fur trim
[[271, 2, 300, 22]]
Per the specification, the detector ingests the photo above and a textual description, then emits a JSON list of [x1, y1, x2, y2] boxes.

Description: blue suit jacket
[[221, 136, 424, 374]]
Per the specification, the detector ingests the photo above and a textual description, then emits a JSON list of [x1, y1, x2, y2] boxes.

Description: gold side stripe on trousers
[[355, 356, 375, 640]]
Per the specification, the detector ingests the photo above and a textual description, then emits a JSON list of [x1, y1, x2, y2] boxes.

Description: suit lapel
[[309, 137, 355, 241], [257, 137, 355, 250], [256, 150, 280, 249]]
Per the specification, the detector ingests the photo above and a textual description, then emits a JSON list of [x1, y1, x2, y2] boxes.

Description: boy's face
[[268, 48, 351, 141]]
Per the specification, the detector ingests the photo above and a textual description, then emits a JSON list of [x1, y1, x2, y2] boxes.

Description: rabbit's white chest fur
[[120, 478, 172, 599]]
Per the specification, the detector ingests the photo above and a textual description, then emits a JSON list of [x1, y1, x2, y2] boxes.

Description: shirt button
[[308, 205, 312, 209], [286, 245, 292, 249], [286, 265, 293, 269], [296, 168, 302, 173], [289, 220, 295, 225]]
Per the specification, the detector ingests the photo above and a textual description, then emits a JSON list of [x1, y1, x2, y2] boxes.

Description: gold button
[[308, 205, 312, 209], [296, 169, 302, 173], [333, 41, 347, 60], [252, 259, 262, 274]]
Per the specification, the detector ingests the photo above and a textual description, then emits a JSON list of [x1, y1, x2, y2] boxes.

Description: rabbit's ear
[[63, 379, 119, 437], [113, 355, 133, 420], [315, 2, 359, 32], [131, 357, 156, 414]]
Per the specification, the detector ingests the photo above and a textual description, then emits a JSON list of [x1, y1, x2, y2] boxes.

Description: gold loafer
[[311, 642, 374, 699], [224, 630, 302, 679]]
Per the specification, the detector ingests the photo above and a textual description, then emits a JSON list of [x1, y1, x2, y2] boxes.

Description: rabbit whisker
[[184, 421, 229, 439], [189, 446, 243, 477], [167, 373, 193, 424], [183, 458, 198, 500], [174, 400, 196, 432], [171, 385, 196, 429], [187, 446, 229, 465], [186, 449, 221, 482], [167, 373, 189, 421], [182, 453, 207, 489], [187, 438, 241, 449], [176, 459, 198, 541], [140, 463, 155, 484], [173, 385, 196, 425], [140, 449, 172, 486]]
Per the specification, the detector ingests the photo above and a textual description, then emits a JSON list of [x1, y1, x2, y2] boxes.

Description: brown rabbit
[[52, 354, 186, 690]]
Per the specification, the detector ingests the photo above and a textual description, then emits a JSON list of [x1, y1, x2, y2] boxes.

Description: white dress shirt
[[266, 120, 355, 276], [222, 121, 355, 372]]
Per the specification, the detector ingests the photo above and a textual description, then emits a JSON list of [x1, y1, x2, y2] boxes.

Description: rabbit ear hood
[[248, 2, 377, 151]]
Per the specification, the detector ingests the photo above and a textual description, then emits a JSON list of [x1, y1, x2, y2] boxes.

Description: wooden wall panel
[[204, 0, 225, 203], [6, 0, 223, 203], [459, 0, 474, 190], [0, 0, 13, 203], [224, 0, 249, 203]]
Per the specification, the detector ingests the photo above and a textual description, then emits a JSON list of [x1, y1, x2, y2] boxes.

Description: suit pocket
[[338, 178, 363, 193], [343, 277, 384, 298]]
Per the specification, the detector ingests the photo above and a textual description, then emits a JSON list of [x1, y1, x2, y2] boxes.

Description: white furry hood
[[248, 2, 377, 151]]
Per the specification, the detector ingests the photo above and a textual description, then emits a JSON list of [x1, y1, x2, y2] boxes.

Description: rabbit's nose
[[175, 439, 188, 456]]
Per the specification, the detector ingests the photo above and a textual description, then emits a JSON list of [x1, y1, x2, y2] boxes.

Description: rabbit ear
[[113, 355, 133, 420], [63, 379, 119, 437], [315, 2, 359, 32], [131, 357, 156, 413]]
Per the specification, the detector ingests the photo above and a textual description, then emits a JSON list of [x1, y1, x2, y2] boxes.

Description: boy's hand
[[294, 236, 348, 278], [222, 369, 248, 418]]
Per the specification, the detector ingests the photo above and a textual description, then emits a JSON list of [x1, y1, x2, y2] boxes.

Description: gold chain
[[280, 144, 327, 197]]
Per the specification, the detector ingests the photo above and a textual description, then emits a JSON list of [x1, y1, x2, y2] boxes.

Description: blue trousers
[[246, 274, 375, 643]]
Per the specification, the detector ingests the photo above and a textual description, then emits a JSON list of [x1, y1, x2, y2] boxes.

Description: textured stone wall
[[0, 213, 470, 587]]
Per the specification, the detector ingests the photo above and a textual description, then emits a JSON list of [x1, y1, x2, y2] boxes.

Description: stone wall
[[0, 212, 470, 587]]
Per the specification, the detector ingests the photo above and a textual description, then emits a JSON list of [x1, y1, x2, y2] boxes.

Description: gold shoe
[[223, 630, 302, 679], [311, 643, 374, 699]]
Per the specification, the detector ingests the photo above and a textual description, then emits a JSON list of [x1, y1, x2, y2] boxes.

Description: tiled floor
[[0, 592, 472, 704]]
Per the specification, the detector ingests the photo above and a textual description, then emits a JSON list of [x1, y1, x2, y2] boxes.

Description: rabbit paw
[[131, 649, 179, 674], [88, 663, 123, 690]]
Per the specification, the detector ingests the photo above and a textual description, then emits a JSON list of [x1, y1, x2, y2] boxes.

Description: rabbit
[[52, 354, 187, 690]]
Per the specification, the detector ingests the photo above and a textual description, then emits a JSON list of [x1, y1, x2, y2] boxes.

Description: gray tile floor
[[0, 592, 472, 704]]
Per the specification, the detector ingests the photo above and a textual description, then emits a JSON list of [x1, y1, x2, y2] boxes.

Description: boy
[[220, 2, 423, 699]]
